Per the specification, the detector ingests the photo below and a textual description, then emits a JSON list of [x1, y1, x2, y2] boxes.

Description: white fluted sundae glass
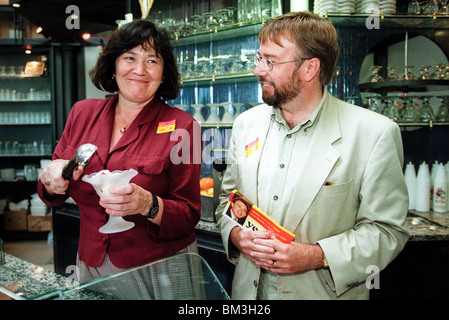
[[82, 169, 138, 234]]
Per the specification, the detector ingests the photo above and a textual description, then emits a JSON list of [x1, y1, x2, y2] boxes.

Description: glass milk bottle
[[404, 162, 416, 210], [415, 161, 430, 212], [433, 164, 448, 213]]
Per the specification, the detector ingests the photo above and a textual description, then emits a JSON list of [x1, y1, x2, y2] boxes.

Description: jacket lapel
[[283, 93, 342, 232], [241, 105, 272, 206]]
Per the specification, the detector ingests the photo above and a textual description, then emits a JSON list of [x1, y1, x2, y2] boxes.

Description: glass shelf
[[200, 122, 234, 128], [359, 80, 449, 93], [0, 99, 51, 102], [172, 19, 266, 46], [181, 72, 257, 86], [397, 121, 449, 127], [326, 13, 449, 28]]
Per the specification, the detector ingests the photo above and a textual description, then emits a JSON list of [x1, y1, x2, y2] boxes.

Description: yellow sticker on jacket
[[245, 138, 259, 157], [157, 119, 176, 134]]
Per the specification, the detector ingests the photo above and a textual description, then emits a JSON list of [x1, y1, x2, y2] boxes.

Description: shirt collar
[[270, 90, 326, 133]]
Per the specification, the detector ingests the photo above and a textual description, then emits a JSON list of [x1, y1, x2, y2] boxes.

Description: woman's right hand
[[39, 159, 84, 195]]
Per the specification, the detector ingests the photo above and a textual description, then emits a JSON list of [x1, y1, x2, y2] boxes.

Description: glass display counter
[[0, 252, 229, 300]]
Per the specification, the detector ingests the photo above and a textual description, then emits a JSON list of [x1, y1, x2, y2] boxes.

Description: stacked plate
[[379, 0, 396, 13], [30, 193, 48, 216], [339, 0, 356, 13], [356, 0, 379, 13], [314, 0, 396, 15], [314, 0, 337, 15]]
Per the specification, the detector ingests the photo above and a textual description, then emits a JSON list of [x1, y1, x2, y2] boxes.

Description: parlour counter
[[0, 252, 228, 300]]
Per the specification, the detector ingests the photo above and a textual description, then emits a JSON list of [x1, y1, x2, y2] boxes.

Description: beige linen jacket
[[215, 90, 409, 299]]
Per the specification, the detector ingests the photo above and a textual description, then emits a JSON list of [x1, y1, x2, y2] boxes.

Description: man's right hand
[[230, 227, 275, 265]]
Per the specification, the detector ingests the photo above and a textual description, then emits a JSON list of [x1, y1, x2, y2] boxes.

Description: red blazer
[[38, 96, 201, 268]]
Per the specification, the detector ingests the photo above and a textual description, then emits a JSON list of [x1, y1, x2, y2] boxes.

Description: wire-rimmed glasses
[[253, 55, 306, 71]]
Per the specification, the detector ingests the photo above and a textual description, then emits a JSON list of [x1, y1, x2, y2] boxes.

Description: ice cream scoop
[[62, 143, 97, 180]]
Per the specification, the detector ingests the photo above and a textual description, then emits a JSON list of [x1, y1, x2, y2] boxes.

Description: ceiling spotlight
[[12, 3, 20, 8], [82, 33, 91, 40], [35, 27, 43, 34]]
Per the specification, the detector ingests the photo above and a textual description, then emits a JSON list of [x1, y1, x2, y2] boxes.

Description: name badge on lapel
[[245, 138, 259, 157], [156, 119, 176, 134]]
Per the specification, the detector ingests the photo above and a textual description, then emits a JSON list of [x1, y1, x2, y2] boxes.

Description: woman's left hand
[[99, 183, 153, 218]]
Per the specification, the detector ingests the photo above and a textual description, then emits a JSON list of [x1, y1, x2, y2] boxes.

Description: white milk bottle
[[433, 164, 448, 213], [415, 161, 430, 212], [404, 162, 416, 210]]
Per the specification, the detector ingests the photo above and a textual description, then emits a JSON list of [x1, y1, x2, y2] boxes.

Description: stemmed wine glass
[[402, 65, 417, 80], [419, 66, 432, 80], [401, 97, 419, 122], [432, 63, 445, 80], [382, 97, 400, 121], [422, 0, 439, 13], [436, 96, 449, 121], [367, 96, 383, 113], [408, 0, 422, 14], [419, 97, 436, 122], [386, 67, 400, 81], [366, 66, 384, 83], [82, 169, 138, 234]]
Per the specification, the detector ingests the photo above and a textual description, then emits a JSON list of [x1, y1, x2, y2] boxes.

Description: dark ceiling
[[11, 0, 134, 41]]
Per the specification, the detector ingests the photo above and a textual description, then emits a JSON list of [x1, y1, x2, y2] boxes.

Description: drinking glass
[[367, 96, 383, 113], [382, 97, 400, 121], [432, 63, 445, 80], [190, 104, 205, 123], [366, 66, 384, 83], [7, 66, 16, 76], [386, 67, 400, 81], [408, 0, 422, 14], [216, 9, 231, 26], [419, 98, 435, 122], [440, 0, 449, 12], [82, 169, 138, 234], [402, 65, 417, 80], [401, 98, 419, 122], [419, 66, 432, 80], [436, 96, 449, 121], [422, 0, 439, 13], [202, 12, 218, 29], [206, 103, 221, 123]]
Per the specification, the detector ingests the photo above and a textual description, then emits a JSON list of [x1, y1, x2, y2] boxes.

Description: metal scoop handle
[[62, 158, 79, 180]]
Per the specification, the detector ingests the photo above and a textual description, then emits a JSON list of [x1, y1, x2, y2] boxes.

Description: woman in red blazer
[[37, 20, 201, 297]]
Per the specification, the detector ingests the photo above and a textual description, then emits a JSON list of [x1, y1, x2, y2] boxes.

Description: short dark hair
[[90, 20, 180, 101]]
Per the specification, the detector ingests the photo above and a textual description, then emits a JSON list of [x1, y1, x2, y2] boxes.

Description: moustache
[[258, 77, 274, 86]]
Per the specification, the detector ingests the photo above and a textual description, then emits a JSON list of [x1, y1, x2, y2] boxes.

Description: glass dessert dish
[[82, 169, 138, 234]]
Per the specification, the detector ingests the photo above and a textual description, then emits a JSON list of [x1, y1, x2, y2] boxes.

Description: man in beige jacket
[[215, 11, 409, 299]]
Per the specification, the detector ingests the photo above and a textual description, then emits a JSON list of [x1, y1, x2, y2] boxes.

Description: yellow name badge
[[245, 138, 259, 157], [156, 119, 176, 134]]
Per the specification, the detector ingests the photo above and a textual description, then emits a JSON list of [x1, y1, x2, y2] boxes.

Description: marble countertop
[[0, 253, 109, 300]]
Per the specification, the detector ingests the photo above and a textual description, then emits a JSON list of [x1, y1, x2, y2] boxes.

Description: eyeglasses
[[253, 55, 307, 71]]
